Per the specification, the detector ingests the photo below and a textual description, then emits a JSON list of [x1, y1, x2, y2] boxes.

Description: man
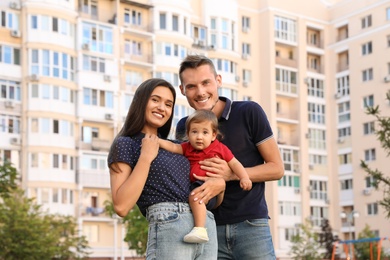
[[176, 55, 284, 259]]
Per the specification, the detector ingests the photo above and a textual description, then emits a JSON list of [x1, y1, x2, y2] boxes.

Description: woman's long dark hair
[[108, 78, 176, 172], [118, 78, 176, 139]]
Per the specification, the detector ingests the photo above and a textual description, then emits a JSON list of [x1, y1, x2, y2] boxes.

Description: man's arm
[[199, 137, 284, 182], [158, 138, 184, 154]]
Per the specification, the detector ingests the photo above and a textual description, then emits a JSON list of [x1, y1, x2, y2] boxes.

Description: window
[[338, 101, 350, 123], [83, 88, 113, 108], [338, 126, 351, 138], [363, 121, 375, 135], [124, 9, 141, 26], [0, 11, 19, 30], [125, 71, 142, 86], [340, 179, 353, 190], [30, 49, 74, 80], [361, 15, 372, 29], [307, 78, 324, 98], [82, 22, 113, 54], [284, 228, 299, 241], [308, 128, 326, 150], [336, 75, 350, 97], [362, 68, 373, 82], [242, 16, 250, 31], [309, 154, 327, 165], [0, 115, 20, 134], [362, 42, 372, 55], [309, 180, 328, 200], [53, 154, 59, 168], [242, 69, 252, 83], [338, 152, 352, 165], [218, 87, 237, 101], [172, 15, 179, 31], [124, 39, 142, 56], [367, 202, 378, 216], [278, 175, 300, 189], [308, 103, 325, 124], [242, 43, 251, 56], [159, 13, 166, 29], [83, 55, 105, 72], [365, 176, 375, 188], [363, 95, 374, 108], [0, 45, 21, 65], [310, 206, 328, 227], [274, 16, 297, 42], [387, 35, 390, 48], [0, 80, 20, 101], [364, 148, 376, 161], [275, 68, 297, 94], [280, 148, 299, 172], [387, 8, 390, 20], [279, 201, 301, 216], [82, 0, 98, 17]]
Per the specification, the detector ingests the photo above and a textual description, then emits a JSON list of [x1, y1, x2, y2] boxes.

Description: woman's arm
[[110, 134, 159, 217]]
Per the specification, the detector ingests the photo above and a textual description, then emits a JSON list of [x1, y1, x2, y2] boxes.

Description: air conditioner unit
[[384, 75, 390, 83], [362, 188, 371, 195], [334, 93, 342, 99], [5, 101, 14, 108], [309, 164, 314, 170], [243, 81, 248, 87], [193, 39, 199, 45], [11, 30, 21, 38], [304, 77, 310, 85], [325, 199, 330, 204], [105, 113, 114, 120], [9, 2, 21, 10], [242, 27, 249, 33], [198, 40, 205, 47], [82, 43, 89, 50], [30, 74, 39, 81], [103, 75, 111, 82], [235, 75, 240, 82], [242, 54, 248, 60], [337, 137, 345, 143], [10, 137, 20, 145], [305, 133, 311, 139], [294, 188, 300, 194]]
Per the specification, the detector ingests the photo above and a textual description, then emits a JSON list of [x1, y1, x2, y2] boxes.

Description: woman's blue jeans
[[145, 202, 218, 260]]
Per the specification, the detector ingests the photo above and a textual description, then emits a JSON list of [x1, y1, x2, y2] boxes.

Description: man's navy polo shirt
[[176, 97, 274, 225]]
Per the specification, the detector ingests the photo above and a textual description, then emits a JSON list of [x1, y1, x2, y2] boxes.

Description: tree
[[319, 218, 338, 259], [355, 224, 387, 260], [289, 219, 323, 260], [0, 161, 90, 260], [104, 199, 148, 256], [360, 90, 390, 218]]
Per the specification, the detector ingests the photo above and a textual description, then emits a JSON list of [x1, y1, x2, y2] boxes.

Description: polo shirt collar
[[219, 96, 232, 120]]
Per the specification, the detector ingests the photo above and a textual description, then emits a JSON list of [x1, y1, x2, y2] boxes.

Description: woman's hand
[[190, 174, 226, 205], [140, 134, 159, 163]]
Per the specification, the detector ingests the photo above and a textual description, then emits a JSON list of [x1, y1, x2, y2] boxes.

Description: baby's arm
[[228, 157, 252, 190], [158, 138, 184, 155]]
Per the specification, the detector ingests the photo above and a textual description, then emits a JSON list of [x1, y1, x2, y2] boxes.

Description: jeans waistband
[[145, 202, 191, 218]]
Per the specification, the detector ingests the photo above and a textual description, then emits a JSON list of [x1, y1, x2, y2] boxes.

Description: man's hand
[[190, 174, 225, 205], [199, 157, 238, 181]]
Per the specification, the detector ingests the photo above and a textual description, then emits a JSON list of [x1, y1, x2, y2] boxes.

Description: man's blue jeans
[[217, 218, 276, 259]]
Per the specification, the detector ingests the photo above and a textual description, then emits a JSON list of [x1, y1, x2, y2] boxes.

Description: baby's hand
[[240, 178, 252, 191]]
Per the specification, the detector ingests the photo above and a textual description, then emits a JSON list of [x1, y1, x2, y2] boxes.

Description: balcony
[[91, 138, 111, 152], [122, 53, 153, 69], [275, 57, 297, 68]]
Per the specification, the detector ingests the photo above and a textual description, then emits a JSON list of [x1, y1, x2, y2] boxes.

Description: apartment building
[[0, 0, 389, 259]]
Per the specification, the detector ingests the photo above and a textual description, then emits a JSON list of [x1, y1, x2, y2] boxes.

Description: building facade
[[0, 0, 389, 258]]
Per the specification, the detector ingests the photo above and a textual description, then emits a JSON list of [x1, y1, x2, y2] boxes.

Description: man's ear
[[179, 85, 185, 96]]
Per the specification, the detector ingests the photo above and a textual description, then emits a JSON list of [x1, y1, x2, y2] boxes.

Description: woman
[[107, 78, 218, 259]]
